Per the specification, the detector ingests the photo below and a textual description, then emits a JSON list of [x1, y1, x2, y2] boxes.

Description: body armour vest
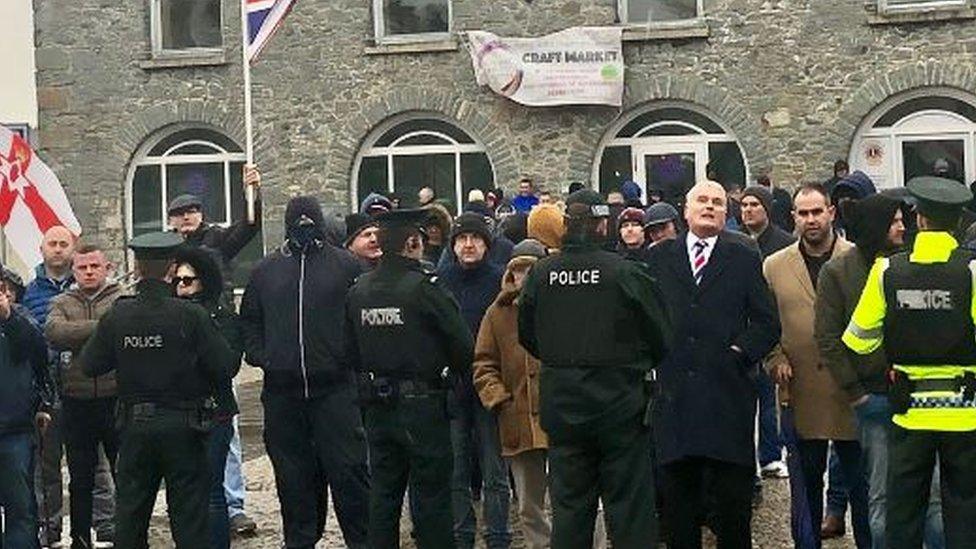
[[883, 249, 976, 366], [347, 268, 449, 381], [532, 248, 643, 367]]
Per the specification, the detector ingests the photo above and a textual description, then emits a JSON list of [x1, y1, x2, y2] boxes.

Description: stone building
[[31, 0, 976, 281]]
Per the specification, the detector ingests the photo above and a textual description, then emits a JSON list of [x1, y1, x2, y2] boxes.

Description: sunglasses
[[172, 276, 199, 286]]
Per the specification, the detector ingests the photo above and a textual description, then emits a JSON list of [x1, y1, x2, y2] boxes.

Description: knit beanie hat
[[344, 213, 377, 247], [742, 186, 774, 215], [620, 180, 642, 204], [285, 196, 325, 228], [617, 207, 644, 227], [527, 204, 565, 249], [451, 212, 493, 248]]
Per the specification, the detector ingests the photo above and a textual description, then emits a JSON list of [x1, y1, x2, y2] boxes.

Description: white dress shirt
[[686, 232, 719, 274]]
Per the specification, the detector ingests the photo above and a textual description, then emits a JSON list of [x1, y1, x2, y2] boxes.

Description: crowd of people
[[1, 157, 976, 549]]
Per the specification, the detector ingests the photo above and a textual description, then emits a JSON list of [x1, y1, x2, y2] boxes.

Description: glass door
[[634, 142, 707, 208], [896, 134, 971, 186]]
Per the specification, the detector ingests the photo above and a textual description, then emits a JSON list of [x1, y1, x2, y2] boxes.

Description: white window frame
[[352, 114, 494, 215], [879, 0, 969, 14], [125, 127, 246, 240], [850, 89, 976, 189], [617, 0, 705, 27], [591, 100, 751, 191], [372, 0, 452, 45], [150, 0, 224, 58]]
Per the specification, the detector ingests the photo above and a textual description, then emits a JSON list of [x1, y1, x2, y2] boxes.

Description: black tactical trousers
[[115, 411, 209, 549], [262, 384, 370, 549], [548, 411, 656, 549], [887, 425, 976, 549], [62, 396, 119, 546], [364, 395, 455, 549]]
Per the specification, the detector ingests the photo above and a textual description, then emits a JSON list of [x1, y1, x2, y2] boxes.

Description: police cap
[[128, 231, 184, 260], [565, 189, 610, 219], [375, 208, 428, 231], [906, 176, 972, 218], [167, 194, 203, 216]]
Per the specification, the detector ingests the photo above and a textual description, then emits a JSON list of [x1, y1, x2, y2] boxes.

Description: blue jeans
[[223, 414, 245, 518], [208, 421, 234, 549], [826, 446, 849, 517], [0, 432, 39, 549], [855, 394, 944, 549], [757, 370, 783, 466], [451, 399, 511, 549]]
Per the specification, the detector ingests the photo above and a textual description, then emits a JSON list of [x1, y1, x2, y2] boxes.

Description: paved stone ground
[[136, 368, 858, 548]]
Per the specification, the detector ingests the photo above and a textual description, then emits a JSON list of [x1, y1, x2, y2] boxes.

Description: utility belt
[[357, 372, 446, 406], [889, 370, 976, 414], [117, 397, 216, 433]]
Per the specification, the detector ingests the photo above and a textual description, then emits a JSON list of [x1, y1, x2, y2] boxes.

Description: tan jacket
[[45, 282, 122, 399], [473, 256, 548, 457], [764, 239, 857, 440]]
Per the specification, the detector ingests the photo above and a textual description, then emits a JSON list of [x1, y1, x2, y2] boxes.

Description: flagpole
[[241, 0, 256, 224]]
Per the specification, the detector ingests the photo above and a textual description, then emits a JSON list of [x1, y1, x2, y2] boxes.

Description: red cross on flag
[[0, 126, 81, 267]]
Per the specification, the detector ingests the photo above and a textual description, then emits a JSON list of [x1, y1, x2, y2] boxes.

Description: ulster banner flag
[[0, 126, 81, 267]]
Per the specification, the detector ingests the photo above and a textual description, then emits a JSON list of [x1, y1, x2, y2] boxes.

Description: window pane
[[902, 140, 966, 184], [599, 145, 632, 197], [165, 163, 228, 223], [228, 161, 263, 288], [637, 124, 701, 137], [375, 118, 473, 146], [393, 154, 456, 213], [358, 156, 390, 207], [707, 142, 747, 191], [399, 133, 452, 146], [625, 0, 698, 23], [149, 128, 242, 156], [874, 96, 976, 128], [160, 0, 221, 50], [170, 143, 222, 155], [616, 108, 724, 138], [383, 0, 449, 36], [132, 165, 162, 236], [461, 153, 495, 209]]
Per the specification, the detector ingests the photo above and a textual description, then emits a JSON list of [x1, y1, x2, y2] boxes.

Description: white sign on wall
[[466, 27, 625, 107]]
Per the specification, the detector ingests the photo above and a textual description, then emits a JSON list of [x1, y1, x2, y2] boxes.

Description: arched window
[[593, 103, 748, 206], [354, 115, 495, 214], [126, 126, 263, 286], [850, 88, 976, 188]]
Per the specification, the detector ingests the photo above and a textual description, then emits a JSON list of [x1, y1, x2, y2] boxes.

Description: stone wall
[[34, 0, 976, 249]]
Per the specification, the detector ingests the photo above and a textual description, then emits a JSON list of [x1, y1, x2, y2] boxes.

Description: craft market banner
[[466, 27, 624, 107]]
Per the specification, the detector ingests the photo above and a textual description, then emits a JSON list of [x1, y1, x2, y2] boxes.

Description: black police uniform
[[345, 209, 474, 549], [78, 232, 234, 549], [518, 190, 672, 549]]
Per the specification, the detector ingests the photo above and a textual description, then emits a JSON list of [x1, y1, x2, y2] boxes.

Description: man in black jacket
[[0, 277, 52, 548], [645, 180, 780, 548], [239, 196, 369, 549]]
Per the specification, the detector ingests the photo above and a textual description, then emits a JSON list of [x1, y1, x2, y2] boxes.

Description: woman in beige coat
[[474, 240, 550, 549]]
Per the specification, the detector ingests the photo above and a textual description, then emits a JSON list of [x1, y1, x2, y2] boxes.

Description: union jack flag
[[246, 0, 298, 62]]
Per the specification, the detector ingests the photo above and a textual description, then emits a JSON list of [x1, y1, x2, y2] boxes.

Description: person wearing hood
[[422, 203, 453, 265], [44, 243, 123, 549], [239, 196, 369, 549], [816, 193, 945, 549], [436, 212, 511, 549], [173, 245, 243, 549], [831, 171, 878, 240], [474, 239, 551, 549], [620, 180, 643, 208], [344, 213, 382, 269]]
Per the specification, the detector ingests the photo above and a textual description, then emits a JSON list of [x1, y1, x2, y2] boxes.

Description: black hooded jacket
[[239, 197, 363, 399]]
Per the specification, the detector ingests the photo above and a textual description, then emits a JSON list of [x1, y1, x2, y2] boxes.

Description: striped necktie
[[692, 239, 709, 285]]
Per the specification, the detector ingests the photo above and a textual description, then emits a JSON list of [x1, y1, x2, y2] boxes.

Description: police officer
[[844, 176, 976, 548], [345, 209, 473, 548], [79, 232, 235, 548], [518, 189, 672, 549]]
